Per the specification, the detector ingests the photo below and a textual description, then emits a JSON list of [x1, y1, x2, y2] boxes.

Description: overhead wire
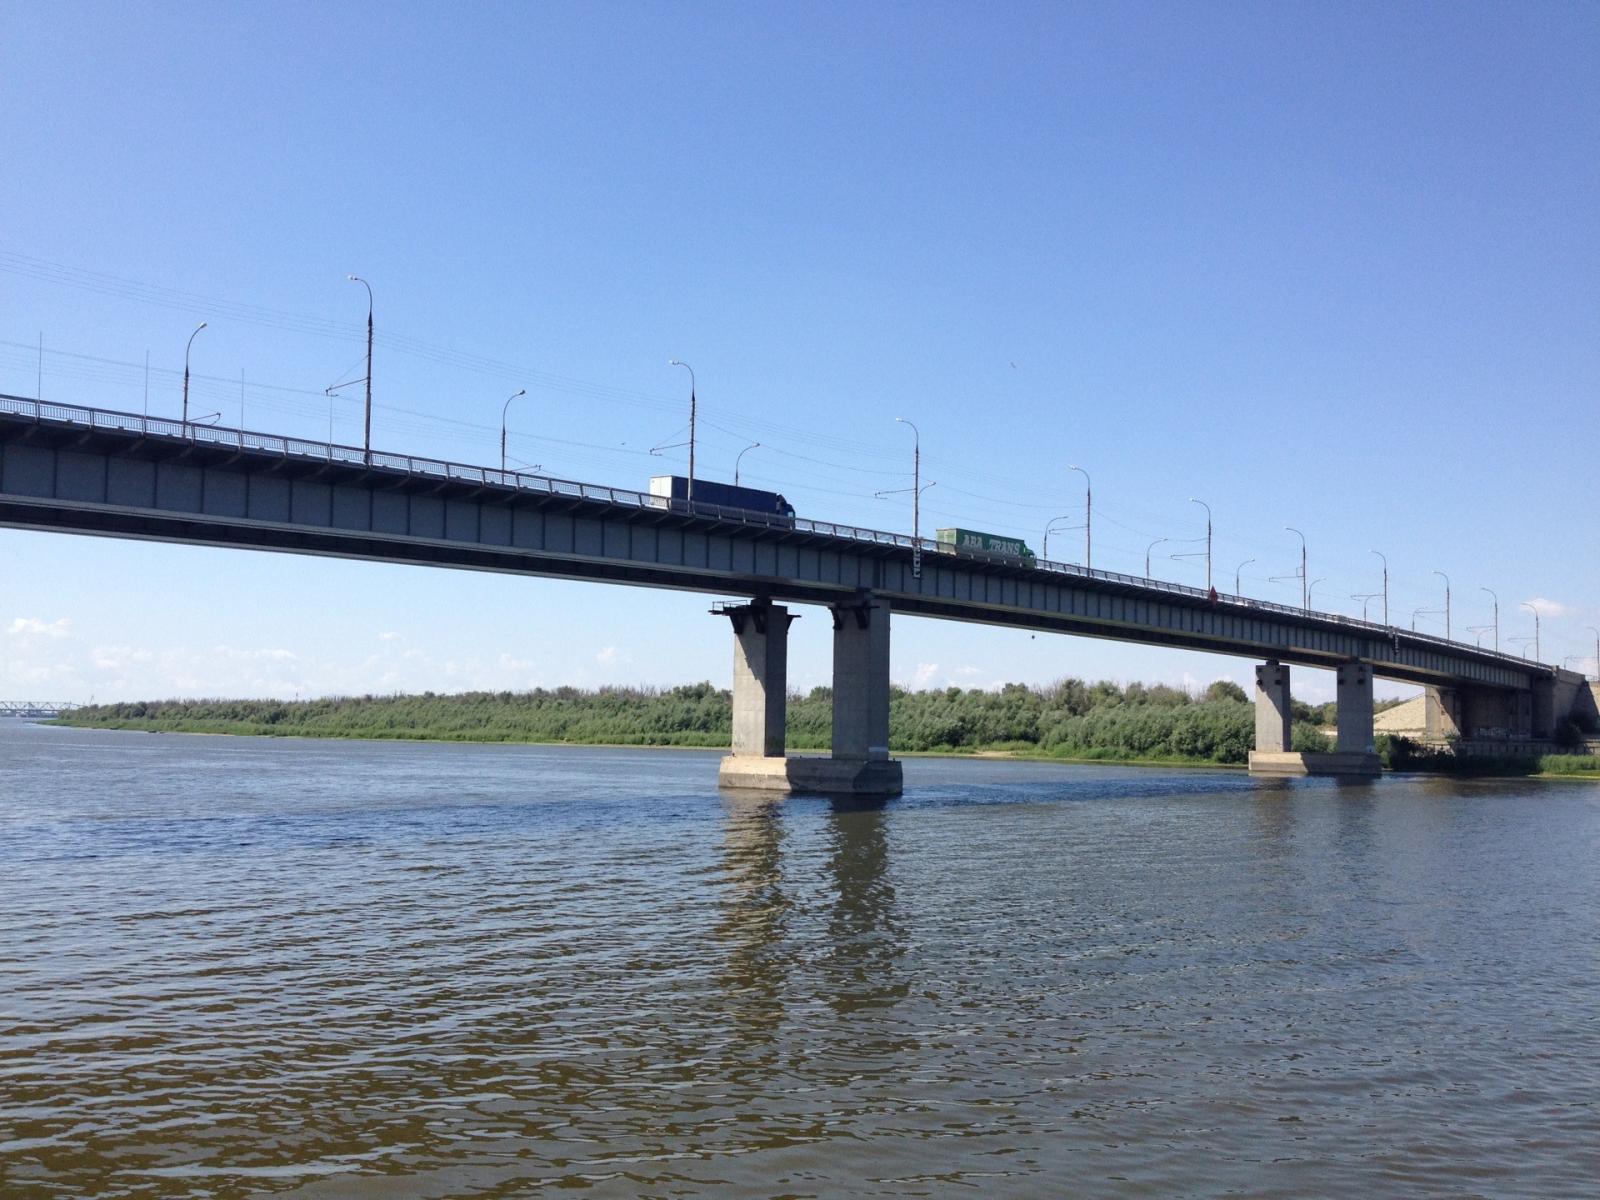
[[4, 257, 1561, 639]]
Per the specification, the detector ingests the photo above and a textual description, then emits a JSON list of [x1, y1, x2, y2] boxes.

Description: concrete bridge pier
[[717, 591, 903, 797], [1249, 658, 1380, 777], [725, 598, 793, 758], [1335, 662, 1376, 754]]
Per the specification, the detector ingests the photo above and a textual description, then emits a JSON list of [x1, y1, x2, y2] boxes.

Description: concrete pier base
[[1248, 750, 1382, 777], [718, 754, 904, 796]]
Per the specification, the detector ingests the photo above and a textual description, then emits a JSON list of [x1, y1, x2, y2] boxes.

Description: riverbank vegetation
[[1375, 736, 1600, 777], [55, 678, 1326, 765], [55, 685, 1595, 775]]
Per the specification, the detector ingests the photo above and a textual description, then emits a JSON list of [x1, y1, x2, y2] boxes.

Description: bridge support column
[[831, 592, 892, 761], [717, 599, 793, 790], [1336, 661, 1374, 753], [717, 591, 902, 797], [1424, 686, 1462, 743], [1511, 691, 1533, 739], [1253, 660, 1292, 754], [1249, 659, 1379, 777], [1460, 687, 1513, 741], [726, 598, 792, 757]]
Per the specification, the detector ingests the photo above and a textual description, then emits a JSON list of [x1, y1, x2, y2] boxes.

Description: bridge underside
[[0, 405, 1543, 693], [0, 490, 1531, 693]]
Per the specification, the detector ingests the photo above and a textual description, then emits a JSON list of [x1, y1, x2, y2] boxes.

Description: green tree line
[[54, 677, 1343, 765]]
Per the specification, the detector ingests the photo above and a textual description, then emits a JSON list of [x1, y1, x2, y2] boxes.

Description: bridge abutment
[[718, 590, 903, 796]]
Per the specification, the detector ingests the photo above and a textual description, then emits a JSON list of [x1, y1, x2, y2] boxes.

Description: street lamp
[[182, 321, 207, 430], [1145, 537, 1168, 578], [1521, 601, 1541, 663], [1480, 587, 1499, 652], [1434, 570, 1452, 641], [896, 417, 922, 577], [1189, 498, 1212, 591], [1069, 465, 1091, 569], [1043, 515, 1075, 562], [1286, 527, 1307, 609], [347, 275, 373, 464], [1234, 558, 1254, 596], [1351, 592, 1380, 622], [668, 359, 696, 503], [734, 441, 760, 486], [1308, 577, 1327, 609], [1371, 550, 1389, 625], [1589, 626, 1600, 682], [500, 388, 526, 474]]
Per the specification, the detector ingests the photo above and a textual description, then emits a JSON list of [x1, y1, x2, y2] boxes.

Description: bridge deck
[[0, 395, 1545, 691]]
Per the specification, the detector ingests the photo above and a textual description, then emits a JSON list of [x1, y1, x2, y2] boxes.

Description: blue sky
[[3, 1, 1597, 704]]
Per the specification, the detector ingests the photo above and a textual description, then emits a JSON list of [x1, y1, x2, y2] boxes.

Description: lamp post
[[668, 359, 696, 503], [1069, 465, 1091, 569], [1351, 593, 1380, 622], [1371, 550, 1389, 625], [1521, 602, 1541, 663], [1286, 527, 1307, 609], [500, 388, 526, 474], [1234, 558, 1254, 596], [1043, 516, 1076, 562], [182, 321, 207, 431], [347, 275, 373, 464], [896, 417, 921, 577], [734, 441, 760, 486], [1189, 498, 1212, 591], [1481, 587, 1499, 652], [1308, 577, 1327, 610], [1589, 627, 1600, 682], [1145, 537, 1168, 578], [1412, 606, 1429, 632], [1434, 570, 1451, 641]]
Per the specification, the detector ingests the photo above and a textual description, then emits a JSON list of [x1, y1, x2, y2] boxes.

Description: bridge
[[1, 394, 1589, 790], [0, 700, 79, 719]]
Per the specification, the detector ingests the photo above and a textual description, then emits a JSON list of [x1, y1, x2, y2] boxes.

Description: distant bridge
[[0, 700, 79, 719], [1, 394, 1589, 787]]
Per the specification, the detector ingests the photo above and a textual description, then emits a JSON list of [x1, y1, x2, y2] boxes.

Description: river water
[[2, 721, 1597, 1198]]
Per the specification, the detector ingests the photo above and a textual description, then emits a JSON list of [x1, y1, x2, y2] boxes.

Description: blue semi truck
[[648, 475, 796, 521]]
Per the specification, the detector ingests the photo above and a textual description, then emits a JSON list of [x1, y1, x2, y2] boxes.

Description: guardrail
[[0, 393, 1547, 673]]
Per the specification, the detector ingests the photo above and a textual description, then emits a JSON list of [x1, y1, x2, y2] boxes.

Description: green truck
[[935, 527, 1036, 561]]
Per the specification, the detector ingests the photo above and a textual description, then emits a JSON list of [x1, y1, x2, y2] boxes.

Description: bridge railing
[[0, 393, 1544, 672], [0, 700, 81, 716]]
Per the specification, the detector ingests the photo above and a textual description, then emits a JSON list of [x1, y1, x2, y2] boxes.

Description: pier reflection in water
[[2, 723, 1598, 1198]]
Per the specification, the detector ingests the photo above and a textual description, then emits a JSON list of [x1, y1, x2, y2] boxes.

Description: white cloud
[[914, 662, 940, 686], [7, 616, 71, 638], [595, 645, 630, 667], [90, 645, 154, 670], [376, 631, 401, 642], [1523, 597, 1573, 618]]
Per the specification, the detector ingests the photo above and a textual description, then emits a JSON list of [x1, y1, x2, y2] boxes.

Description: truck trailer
[[648, 476, 796, 521], [935, 527, 1035, 561]]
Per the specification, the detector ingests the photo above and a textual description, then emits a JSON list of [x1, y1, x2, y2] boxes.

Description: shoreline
[[43, 720, 1600, 780], [47, 718, 1244, 771]]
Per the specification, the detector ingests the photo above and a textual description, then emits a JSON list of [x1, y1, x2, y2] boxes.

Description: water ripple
[[2, 724, 1598, 1197]]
